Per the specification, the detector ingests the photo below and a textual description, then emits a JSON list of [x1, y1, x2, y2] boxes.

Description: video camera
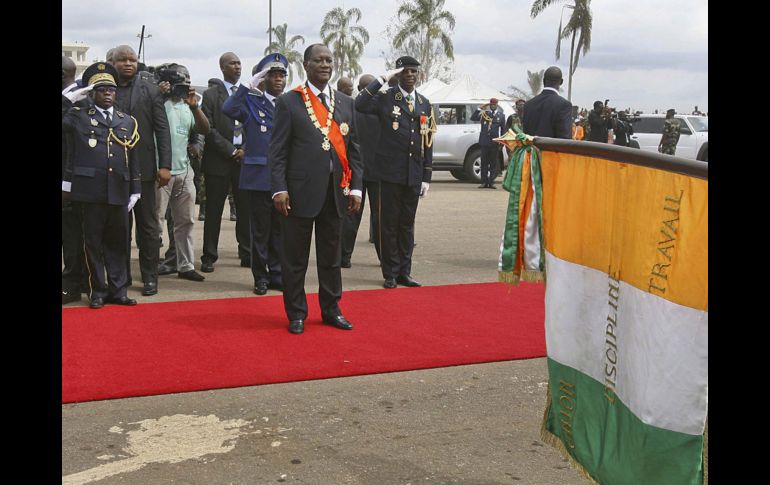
[[603, 100, 640, 123], [156, 63, 192, 99]]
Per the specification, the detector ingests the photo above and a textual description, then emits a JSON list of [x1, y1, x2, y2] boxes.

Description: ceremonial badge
[[259, 111, 265, 118], [91, 118, 98, 126], [260, 125, 267, 133], [88, 138, 97, 148], [322, 139, 331, 151], [339, 122, 349, 136], [395, 92, 403, 101], [392, 121, 399, 130]]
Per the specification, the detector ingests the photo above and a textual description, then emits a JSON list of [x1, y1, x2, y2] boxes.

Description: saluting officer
[[355, 56, 436, 289], [223, 53, 288, 296], [471, 97, 506, 188], [62, 62, 141, 309]]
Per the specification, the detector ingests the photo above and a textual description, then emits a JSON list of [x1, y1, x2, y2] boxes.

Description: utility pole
[[269, 0, 273, 48], [136, 25, 152, 65]]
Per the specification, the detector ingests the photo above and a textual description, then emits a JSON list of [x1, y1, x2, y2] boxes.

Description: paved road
[[62, 172, 588, 485]]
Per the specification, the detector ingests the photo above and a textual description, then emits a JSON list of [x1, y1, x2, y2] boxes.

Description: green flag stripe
[[544, 358, 704, 485]]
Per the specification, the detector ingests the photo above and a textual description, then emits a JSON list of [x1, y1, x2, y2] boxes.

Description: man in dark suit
[[471, 97, 506, 188], [199, 52, 251, 273], [340, 73, 382, 268], [111, 45, 172, 297], [62, 56, 89, 305], [223, 53, 288, 295], [522, 66, 573, 139], [355, 56, 435, 289], [270, 43, 363, 335], [62, 62, 141, 309]]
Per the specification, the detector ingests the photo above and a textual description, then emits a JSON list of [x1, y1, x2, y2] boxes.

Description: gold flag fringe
[[521, 269, 545, 283], [498, 270, 545, 285], [540, 384, 600, 484], [498, 271, 520, 284]]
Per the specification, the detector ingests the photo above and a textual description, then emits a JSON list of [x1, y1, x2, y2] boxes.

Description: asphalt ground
[[62, 172, 589, 485]]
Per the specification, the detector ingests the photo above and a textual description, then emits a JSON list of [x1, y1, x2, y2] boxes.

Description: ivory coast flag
[[539, 152, 707, 485]]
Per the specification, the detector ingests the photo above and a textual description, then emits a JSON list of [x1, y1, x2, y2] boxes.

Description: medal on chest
[[260, 125, 267, 133], [392, 106, 401, 130], [300, 85, 335, 151]]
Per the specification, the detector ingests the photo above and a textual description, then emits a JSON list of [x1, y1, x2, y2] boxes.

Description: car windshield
[[687, 117, 708, 132]]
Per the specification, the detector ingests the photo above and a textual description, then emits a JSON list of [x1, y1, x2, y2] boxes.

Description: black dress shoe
[[478, 184, 487, 189], [157, 264, 177, 275], [179, 270, 205, 281], [488, 184, 497, 189], [384, 278, 397, 289], [253, 281, 268, 295], [200, 262, 215, 273], [288, 319, 304, 334], [341, 259, 351, 268], [240, 259, 250, 267], [322, 314, 353, 330], [397, 275, 422, 287], [107, 296, 138, 306], [142, 281, 158, 296], [62, 290, 81, 305], [89, 297, 105, 309], [268, 280, 283, 291]]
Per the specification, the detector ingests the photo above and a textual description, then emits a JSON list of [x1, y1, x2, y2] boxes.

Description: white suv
[[630, 114, 708, 162]]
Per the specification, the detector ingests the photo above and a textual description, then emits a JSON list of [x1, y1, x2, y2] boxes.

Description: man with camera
[[154, 64, 210, 283], [587, 100, 611, 143], [612, 111, 634, 147]]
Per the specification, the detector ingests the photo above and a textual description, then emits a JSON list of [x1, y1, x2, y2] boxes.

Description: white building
[[62, 42, 91, 77]]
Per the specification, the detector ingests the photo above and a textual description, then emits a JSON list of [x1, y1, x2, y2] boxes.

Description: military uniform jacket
[[355, 80, 433, 193], [223, 85, 274, 191], [471, 107, 506, 146], [661, 119, 681, 146], [62, 98, 140, 205]]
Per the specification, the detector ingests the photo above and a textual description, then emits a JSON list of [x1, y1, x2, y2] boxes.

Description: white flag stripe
[[544, 251, 708, 436]]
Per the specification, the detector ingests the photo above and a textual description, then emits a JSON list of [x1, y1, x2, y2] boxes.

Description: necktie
[[230, 85, 237, 96], [319, 92, 329, 110], [104, 111, 111, 125], [406, 94, 414, 113]]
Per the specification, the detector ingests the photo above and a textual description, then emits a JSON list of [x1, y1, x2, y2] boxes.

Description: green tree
[[531, 0, 593, 102], [320, 7, 370, 82], [264, 23, 306, 86], [392, 0, 456, 83]]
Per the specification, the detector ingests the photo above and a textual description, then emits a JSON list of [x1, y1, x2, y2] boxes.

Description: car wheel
[[464, 147, 482, 183], [450, 168, 467, 180], [629, 140, 640, 149]]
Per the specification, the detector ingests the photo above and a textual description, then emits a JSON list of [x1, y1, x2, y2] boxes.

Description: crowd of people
[[62, 46, 703, 331], [62, 43, 438, 335]]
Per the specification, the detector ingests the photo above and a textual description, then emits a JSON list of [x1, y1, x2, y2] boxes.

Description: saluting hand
[[382, 67, 404, 83], [64, 84, 93, 103], [347, 194, 362, 215], [248, 67, 271, 94], [274, 193, 291, 217]]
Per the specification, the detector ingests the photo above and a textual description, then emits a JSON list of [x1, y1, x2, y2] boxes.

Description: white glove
[[420, 182, 430, 199], [382, 67, 404, 83], [248, 67, 271, 94], [63, 84, 94, 103], [127, 193, 141, 212]]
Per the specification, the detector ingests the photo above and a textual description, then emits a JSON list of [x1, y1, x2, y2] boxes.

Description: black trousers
[[247, 190, 282, 286], [480, 145, 499, 185], [341, 180, 383, 263], [62, 202, 89, 294], [82, 202, 131, 300], [279, 176, 342, 321], [379, 181, 419, 280], [201, 171, 250, 265], [127, 180, 160, 285]]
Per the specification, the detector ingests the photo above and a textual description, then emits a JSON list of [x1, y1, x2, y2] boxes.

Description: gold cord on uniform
[[420, 107, 438, 158], [107, 115, 140, 166]]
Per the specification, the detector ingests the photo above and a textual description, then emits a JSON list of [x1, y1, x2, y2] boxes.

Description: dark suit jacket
[[269, 87, 363, 219], [62, 99, 141, 205], [116, 77, 172, 182], [354, 110, 381, 182], [471, 107, 506, 146], [201, 79, 242, 177], [522, 89, 573, 139], [355, 80, 433, 193]]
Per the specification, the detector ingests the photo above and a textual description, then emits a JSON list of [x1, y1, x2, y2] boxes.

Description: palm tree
[[320, 7, 370, 82], [393, 0, 456, 83], [264, 23, 305, 86], [506, 69, 552, 100], [531, 0, 593, 102]]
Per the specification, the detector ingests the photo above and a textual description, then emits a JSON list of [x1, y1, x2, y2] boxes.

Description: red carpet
[[62, 282, 545, 403]]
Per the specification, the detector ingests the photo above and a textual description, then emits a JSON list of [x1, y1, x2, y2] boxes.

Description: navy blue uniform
[[355, 79, 433, 280], [223, 86, 282, 289], [471, 106, 506, 185], [62, 98, 140, 300]]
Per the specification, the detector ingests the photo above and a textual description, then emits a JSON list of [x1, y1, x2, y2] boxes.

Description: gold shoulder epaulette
[[116, 111, 125, 118]]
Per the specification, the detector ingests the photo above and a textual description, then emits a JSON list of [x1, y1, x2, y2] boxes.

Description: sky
[[62, 0, 708, 113]]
